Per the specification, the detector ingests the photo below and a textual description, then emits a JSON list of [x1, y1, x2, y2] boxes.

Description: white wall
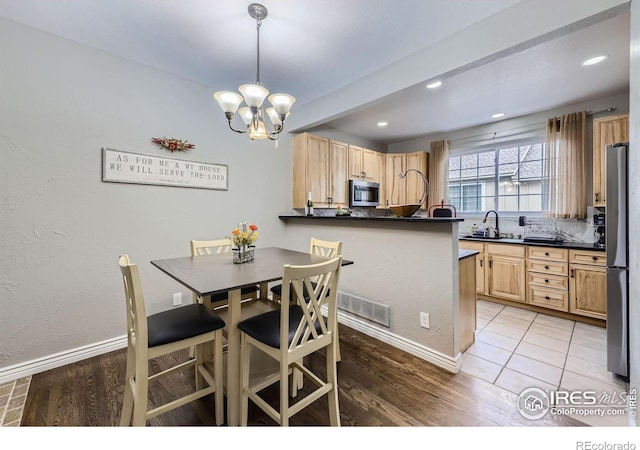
[[627, 0, 639, 414], [0, 18, 293, 370]]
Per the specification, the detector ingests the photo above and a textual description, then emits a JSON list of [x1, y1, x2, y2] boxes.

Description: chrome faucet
[[483, 210, 499, 238]]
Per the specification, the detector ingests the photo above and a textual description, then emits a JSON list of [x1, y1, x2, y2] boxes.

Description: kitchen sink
[[460, 235, 503, 240]]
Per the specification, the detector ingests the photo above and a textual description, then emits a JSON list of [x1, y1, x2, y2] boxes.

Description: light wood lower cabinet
[[569, 250, 607, 320], [526, 247, 569, 312], [458, 255, 477, 353], [487, 244, 525, 303], [460, 240, 607, 321], [459, 241, 486, 295]]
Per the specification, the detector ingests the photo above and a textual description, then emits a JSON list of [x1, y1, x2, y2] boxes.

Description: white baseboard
[[0, 335, 127, 384], [337, 311, 462, 373], [0, 312, 463, 384]]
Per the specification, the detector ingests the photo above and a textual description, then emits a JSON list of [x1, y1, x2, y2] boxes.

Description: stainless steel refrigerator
[[606, 142, 630, 379]]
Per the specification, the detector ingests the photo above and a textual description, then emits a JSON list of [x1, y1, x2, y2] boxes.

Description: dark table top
[[151, 246, 353, 297]]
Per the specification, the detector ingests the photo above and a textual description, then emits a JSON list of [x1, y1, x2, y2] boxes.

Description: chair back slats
[[119, 255, 148, 353], [282, 257, 341, 352], [309, 238, 342, 258], [190, 239, 233, 256]]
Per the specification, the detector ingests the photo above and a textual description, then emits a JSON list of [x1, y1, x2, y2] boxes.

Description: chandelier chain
[[255, 17, 262, 85]]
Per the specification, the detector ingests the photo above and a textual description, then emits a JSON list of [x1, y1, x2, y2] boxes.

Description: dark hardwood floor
[[21, 324, 584, 426]]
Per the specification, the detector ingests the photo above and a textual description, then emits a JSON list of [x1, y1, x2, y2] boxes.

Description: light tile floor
[[0, 376, 31, 426], [462, 300, 631, 426]]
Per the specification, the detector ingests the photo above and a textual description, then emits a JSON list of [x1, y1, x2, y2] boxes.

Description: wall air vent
[[337, 292, 390, 328]]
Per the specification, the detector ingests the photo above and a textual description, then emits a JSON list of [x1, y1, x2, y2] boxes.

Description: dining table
[[150, 246, 352, 426]]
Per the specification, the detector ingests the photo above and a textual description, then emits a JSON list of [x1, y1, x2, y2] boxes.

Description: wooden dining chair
[[238, 257, 343, 426], [270, 238, 342, 302], [118, 254, 225, 426], [190, 239, 260, 308], [269, 238, 343, 362]]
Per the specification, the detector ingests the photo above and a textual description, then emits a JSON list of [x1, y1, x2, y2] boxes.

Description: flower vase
[[232, 245, 255, 264]]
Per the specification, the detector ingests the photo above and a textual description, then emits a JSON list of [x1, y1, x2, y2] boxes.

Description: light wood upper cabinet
[[375, 152, 386, 209], [592, 114, 629, 207], [406, 151, 429, 208], [385, 153, 406, 207], [292, 133, 347, 208], [385, 151, 428, 207], [329, 140, 349, 207], [362, 149, 377, 180], [348, 145, 377, 181]]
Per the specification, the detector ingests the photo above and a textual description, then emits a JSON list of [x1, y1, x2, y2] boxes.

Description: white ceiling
[[0, 0, 630, 145]]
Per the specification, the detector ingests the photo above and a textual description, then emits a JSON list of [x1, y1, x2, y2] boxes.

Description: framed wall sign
[[102, 148, 228, 190]]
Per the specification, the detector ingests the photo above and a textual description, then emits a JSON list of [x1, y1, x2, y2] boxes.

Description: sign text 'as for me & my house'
[[102, 148, 228, 190]]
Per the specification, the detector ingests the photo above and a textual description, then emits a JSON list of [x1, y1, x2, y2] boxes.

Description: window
[[448, 142, 545, 214]]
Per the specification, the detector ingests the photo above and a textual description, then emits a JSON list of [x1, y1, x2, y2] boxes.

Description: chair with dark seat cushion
[[118, 254, 225, 426], [269, 238, 342, 365], [238, 257, 342, 426]]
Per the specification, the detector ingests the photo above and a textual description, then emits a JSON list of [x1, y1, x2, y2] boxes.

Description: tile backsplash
[[295, 207, 600, 244]]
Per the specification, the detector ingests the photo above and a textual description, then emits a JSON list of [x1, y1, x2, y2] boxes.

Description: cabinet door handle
[[595, 192, 600, 202], [489, 260, 492, 269], [544, 265, 549, 270], [592, 256, 598, 261], [544, 252, 549, 256], [545, 296, 550, 300], [570, 269, 575, 278], [545, 279, 549, 283], [480, 260, 483, 267]]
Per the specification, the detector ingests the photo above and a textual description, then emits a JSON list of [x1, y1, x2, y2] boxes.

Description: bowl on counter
[[389, 204, 421, 217]]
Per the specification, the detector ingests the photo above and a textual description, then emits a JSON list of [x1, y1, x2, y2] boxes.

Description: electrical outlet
[[420, 312, 430, 329], [172, 292, 182, 307]]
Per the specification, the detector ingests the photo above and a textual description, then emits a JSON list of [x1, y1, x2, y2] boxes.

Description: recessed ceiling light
[[582, 55, 608, 66], [491, 113, 505, 119], [426, 80, 442, 89], [377, 121, 388, 127]]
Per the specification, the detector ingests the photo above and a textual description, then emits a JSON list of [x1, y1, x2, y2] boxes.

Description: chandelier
[[213, 3, 296, 141]]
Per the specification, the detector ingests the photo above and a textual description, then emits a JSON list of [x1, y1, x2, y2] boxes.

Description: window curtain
[[543, 111, 587, 219], [428, 140, 449, 207]]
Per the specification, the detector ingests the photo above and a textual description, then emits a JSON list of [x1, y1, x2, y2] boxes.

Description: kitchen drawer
[[459, 241, 485, 253], [527, 247, 568, 262], [486, 243, 525, 258], [527, 272, 569, 290], [527, 259, 569, 276], [569, 250, 606, 266], [527, 285, 569, 312]]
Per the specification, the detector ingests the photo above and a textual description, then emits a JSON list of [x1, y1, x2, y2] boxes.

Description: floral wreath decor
[[151, 137, 195, 152]]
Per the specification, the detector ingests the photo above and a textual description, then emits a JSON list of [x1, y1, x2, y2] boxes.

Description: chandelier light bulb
[[266, 107, 282, 126], [268, 93, 296, 116], [213, 91, 243, 113], [249, 120, 268, 140], [237, 107, 254, 126], [239, 84, 269, 108]]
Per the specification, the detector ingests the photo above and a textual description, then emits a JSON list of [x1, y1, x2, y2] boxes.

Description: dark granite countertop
[[459, 236, 605, 252], [279, 215, 464, 223]]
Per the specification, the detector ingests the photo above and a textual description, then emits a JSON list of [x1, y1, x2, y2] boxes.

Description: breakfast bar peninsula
[[278, 214, 475, 373]]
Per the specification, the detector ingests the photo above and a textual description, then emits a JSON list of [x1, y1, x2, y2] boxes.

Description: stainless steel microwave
[[349, 180, 379, 207]]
